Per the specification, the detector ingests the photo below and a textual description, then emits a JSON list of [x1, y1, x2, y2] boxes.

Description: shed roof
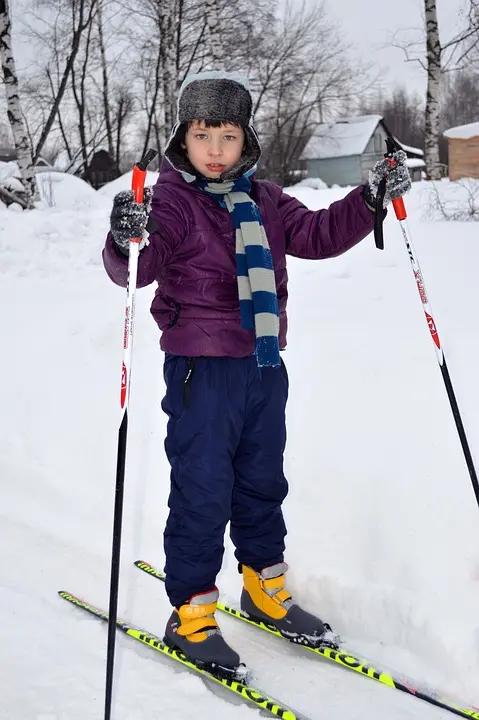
[[302, 115, 383, 160], [443, 122, 479, 140]]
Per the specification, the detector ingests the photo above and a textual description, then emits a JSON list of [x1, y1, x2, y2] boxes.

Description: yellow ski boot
[[164, 587, 241, 674], [241, 562, 326, 645]]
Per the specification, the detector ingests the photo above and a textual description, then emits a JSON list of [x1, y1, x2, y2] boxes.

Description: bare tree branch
[[32, 0, 99, 163]]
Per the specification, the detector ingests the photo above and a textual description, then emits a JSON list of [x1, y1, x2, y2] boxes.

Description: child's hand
[[367, 150, 412, 209], [110, 187, 153, 255]]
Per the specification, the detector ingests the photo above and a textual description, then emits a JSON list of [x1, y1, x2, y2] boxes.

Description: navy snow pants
[[161, 354, 289, 607]]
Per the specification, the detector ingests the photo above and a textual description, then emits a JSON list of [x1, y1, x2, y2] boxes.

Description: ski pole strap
[[372, 135, 405, 250], [373, 177, 387, 250]]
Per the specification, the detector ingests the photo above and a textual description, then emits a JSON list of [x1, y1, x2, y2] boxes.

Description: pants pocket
[[183, 357, 196, 408]]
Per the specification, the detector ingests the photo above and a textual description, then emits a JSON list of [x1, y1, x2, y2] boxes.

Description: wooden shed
[[300, 115, 424, 187], [443, 122, 479, 181]]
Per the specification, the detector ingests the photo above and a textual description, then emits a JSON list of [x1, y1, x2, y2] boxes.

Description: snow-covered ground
[[1, 174, 479, 719]]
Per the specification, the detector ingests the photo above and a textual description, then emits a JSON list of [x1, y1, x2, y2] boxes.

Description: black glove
[[110, 186, 153, 255], [366, 150, 412, 209]]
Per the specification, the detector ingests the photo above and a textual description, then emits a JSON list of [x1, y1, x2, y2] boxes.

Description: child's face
[[183, 121, 245, 178]]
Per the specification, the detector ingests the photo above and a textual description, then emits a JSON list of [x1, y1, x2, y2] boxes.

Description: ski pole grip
[[132, 149, 158, 204], [392, 197, 407, 221]]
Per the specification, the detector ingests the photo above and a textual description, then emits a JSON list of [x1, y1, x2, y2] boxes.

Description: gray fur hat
[[164, 71, 261, 182]]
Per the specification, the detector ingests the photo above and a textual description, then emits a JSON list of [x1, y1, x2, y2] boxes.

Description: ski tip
[[134, 560, 166, 580], [134, 559, 153, 567]]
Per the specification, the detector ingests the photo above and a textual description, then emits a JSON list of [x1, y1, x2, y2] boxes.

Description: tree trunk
[[424, 0, 442, 180], [97, 3, 114, 158], [141, 50, 162, 160], [0, 0, 36, 207], [159, 0, 178, 142], [205, 0, 224, 67], [71, 13, 94, 178]]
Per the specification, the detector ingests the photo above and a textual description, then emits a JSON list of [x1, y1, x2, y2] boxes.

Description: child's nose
[[209, 142, 222, 157]]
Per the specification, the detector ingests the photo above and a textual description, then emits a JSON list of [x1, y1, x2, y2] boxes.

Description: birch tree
[[423, 0, 479, 179], [158, 0, 177, 140], [424, 0, 442, 180], [205, 0, 224, 68], [392, 0, 479, 179], [0, 0, 36, 207]]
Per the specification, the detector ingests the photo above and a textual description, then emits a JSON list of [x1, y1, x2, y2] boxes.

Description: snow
[[295, 176, 329, 190], [0, 160, 25, 193], [34, 171, 103, 210], [396, 140, 424, 157], [0, 162, 101, 210], [444, 122, 479, 140], [302, 115, 383, 160], [405, 158, 426, 169], [1, 177, 479, 719], [415, 178, 479, 221]]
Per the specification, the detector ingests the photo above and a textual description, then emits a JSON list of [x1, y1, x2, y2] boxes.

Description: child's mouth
[[206, 164, 226, 172]]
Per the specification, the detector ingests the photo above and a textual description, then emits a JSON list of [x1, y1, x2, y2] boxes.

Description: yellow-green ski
[[135, 560, 479, 720], [59, 590, 309, 720]]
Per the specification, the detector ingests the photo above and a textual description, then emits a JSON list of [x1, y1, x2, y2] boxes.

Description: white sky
[[325, 0, 471, 95]]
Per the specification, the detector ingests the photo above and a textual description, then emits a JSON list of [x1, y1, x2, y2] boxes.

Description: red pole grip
[[129, 166, 148, 244], [132, 165, 147, 204], [392, 197, 407, 221]]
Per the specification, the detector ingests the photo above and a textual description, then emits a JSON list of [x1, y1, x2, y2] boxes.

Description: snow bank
[[295, 176, 329, 190], [0, 162, 101, 211], [35, 171, 103, 210], [413, 178, 479, 221]]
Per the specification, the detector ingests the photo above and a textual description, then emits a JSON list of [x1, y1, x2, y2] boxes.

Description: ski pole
[[104, 148, 157, 720], [383, 138, 479, 509]]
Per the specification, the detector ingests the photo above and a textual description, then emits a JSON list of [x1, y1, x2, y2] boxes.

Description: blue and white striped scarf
[[196, 174, 280, 367]]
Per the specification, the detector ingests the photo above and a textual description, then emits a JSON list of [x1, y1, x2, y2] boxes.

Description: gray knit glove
[[367, 150, 412, 209], [110, 187, 153, 255]]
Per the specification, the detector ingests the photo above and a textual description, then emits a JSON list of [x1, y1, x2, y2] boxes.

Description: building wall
[[305, 126, 390, 186], [448, 137, 479, 180], [305, 155, 362, 186], [361, 126, 389, 182]]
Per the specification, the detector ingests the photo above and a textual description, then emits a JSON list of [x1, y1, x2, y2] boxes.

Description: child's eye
[[224, 135, 237, 141], [195, 133, 208, 139]]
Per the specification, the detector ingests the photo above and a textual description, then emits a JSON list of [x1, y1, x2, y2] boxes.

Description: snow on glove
[[367, 150, 412, 209], [110, 186, 153, 255]]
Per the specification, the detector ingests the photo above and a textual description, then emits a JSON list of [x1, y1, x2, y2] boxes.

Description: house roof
[[302, 115, 384, 160], [443, 122, 479, 140]]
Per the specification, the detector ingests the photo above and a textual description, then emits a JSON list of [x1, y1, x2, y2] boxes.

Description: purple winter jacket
[[103, 164, 375, 357]]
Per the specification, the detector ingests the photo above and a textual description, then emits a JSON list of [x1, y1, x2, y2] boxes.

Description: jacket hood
[[164, 70, 261, 183]]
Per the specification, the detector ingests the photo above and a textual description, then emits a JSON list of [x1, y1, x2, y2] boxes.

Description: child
[[103, 71, 411, 674]]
